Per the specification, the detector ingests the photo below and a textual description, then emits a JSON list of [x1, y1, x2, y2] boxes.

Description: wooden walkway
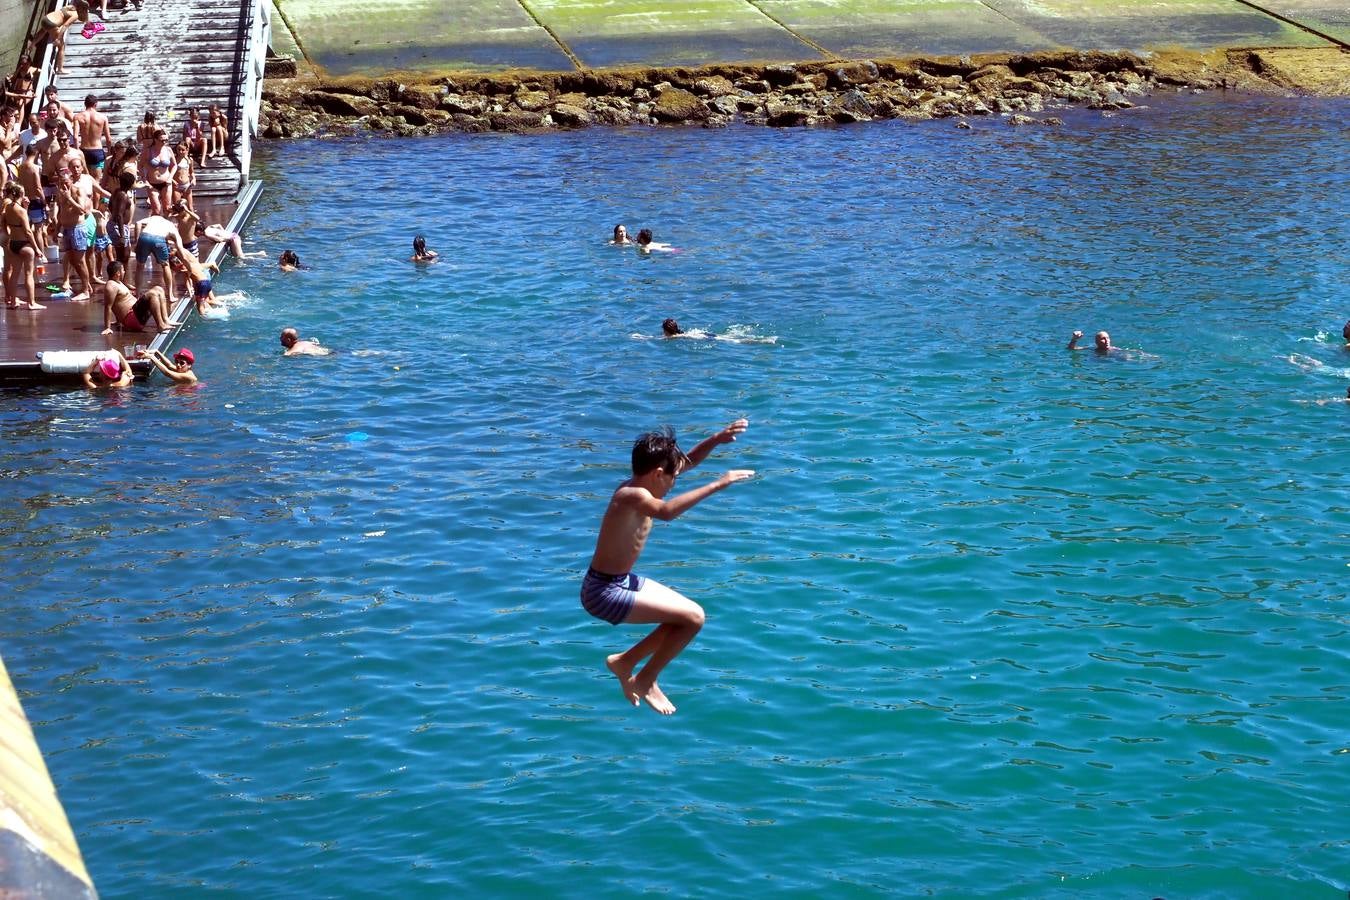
[[0, 0, 266, 384]]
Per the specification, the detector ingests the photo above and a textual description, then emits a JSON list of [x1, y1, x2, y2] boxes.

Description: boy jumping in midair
[[582, 419, 754, 715]]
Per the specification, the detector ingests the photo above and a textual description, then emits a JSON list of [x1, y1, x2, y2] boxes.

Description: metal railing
[[224, 0, 270, 185]]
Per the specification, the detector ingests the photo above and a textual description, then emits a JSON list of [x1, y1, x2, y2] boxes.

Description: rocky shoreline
[[258, 48, 1347, 139]]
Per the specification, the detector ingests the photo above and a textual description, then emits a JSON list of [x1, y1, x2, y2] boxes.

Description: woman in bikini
[[2, 181, 42, 310], [140, 129, 174, 216], [136, 112, 157, 152], [29, 1, 90, 75], [172, 141, 196, 212]]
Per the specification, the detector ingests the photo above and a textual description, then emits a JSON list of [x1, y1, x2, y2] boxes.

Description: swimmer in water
[[138, 346, 198, 384], [280, 326, 330, 356], [1342, 320, 1350, 349], [82, 349, 132, 389], [662, 318, 683, 337], [410, 234, 438, 262], [1067, 330, 1114, 353], [278, 249, 301, 272], [611, 224, 631, 245], [581, 419, 754, 715], [636, 228, 673, 253]]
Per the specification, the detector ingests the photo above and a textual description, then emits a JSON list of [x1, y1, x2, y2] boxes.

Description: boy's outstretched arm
[[625, 470, 756, 521], [684, 418, 748, 469]]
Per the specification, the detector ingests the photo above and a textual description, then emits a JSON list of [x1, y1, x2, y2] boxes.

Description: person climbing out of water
[[1067, 330, 1113, 354], [611, 224, 631, 245], [278, 249, 301, 271], [280, 327, 329, 356], [581, 418, 754, 716], [410, 235, 438, 262], [82, 349, 132, 389], [138, 346, 197, 384]]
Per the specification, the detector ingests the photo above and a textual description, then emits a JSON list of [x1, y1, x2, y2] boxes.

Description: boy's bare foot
[[606, 654, 640, 707], [640, 681, 676, 715], [25, 301, 46, 310]]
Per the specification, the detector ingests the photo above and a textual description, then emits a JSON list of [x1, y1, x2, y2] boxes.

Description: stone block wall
[[1, 0, 41, 75]]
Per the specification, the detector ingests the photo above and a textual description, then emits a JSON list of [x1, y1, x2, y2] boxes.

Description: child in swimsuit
[[581, 419, 754, 715]]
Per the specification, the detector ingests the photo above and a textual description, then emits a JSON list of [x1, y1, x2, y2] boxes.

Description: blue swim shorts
[[135, 232, 170, 264], [581, 568, 644, 625]]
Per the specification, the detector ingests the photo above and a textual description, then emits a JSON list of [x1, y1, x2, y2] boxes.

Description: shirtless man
[[635, 228, 674, 253], [74, 95, 113, 174], [581, 419, 754, 715], [280, 327, 330, 356], [16, 144, 48, 252], [1068, 330, 1114, 353], [130, 214, 184, 305], [101, 261, 180, 334], [55, 168, 94, 300], [83, 350, 134, 389]]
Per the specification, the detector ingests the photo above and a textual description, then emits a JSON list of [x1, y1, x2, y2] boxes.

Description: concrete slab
[[269, 0, 303, 59], [757, 0, 1056, 58], [274, 0, 573, 75], [530, 0, 821, 67], [983, 0, 1332, 51], [1252, 0, 1350, 45]]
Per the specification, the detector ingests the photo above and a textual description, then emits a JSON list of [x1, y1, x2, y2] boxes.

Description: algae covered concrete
[[273, 0, 572, 74], [273, 0, 1345, 75]]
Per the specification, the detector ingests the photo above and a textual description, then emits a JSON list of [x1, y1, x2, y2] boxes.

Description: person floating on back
[[581, 419, 754, 715]]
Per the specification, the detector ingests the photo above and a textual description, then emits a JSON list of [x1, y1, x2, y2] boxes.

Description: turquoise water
[[2, 93, 1348, 898]]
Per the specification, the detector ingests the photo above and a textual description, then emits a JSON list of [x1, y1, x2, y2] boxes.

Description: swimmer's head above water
[[1095, 331, 1112, 352], [613, 224, 629, 244], [662, 318, 683, 337], [1342, 320, 1350, 343], [280, 327, 299, 350], [637, 229, 653, 247]]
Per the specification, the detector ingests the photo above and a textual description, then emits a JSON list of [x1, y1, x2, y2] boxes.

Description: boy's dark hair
[[118, 171, 135, 190], [632, 426, 690, 477], [637, 229, 653, 245]]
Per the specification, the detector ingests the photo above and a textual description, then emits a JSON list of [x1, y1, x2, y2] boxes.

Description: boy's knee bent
[[683, 603, 706, 629]]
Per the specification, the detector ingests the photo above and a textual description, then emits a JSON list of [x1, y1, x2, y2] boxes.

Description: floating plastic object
[[346, 431, 369, 442], [37, 350, 106, 374]]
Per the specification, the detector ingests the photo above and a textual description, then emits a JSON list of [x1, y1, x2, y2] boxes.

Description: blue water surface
[[2, 91, 1349, 898]]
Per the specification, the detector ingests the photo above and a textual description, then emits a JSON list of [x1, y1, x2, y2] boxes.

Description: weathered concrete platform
[[272, 0, 1345, 75], [0, 656, 95, 899]]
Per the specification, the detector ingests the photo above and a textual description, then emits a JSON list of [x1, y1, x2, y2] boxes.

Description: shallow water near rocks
[[2, 92, 1348, 898]]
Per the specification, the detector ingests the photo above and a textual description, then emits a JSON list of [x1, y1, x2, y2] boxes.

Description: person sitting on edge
[[410, 234, 438, 262], [278, 249, 301, 272], [83, 349, 132, 389], [611, 224, 631, 245], [1067, 330, 1114, 354], [138, 347, 197, 384], [101, 261, 180, 334], [280, 327, 329, 356], [581, 419, 754, 715]]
